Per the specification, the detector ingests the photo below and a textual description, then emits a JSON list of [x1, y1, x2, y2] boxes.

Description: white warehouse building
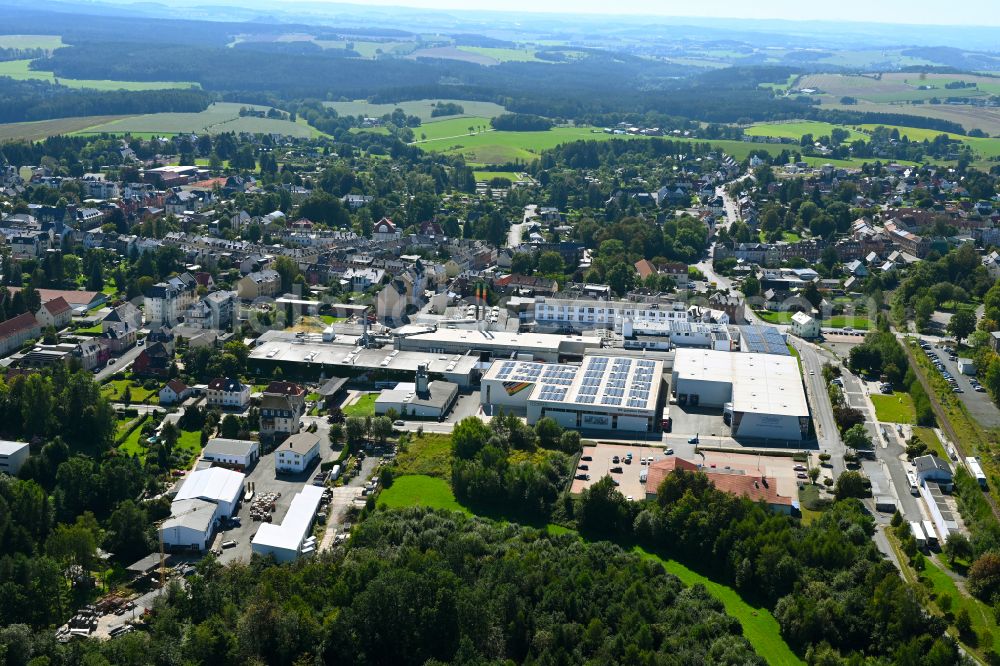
[[161, 468, 245, 552], [251, 485, 324, 562], [671, 348, 809, 442], [481, 355, 664, 433]]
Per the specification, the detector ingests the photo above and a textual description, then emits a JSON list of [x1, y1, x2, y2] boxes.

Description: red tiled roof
[[635, 259, 656, 279], [165, 379, 189, 394], [0, 312, 39, 340], [42, 296, 71, 316], [9, 287, 101, 307], [646, 457, 792, 507], [263, 380, 304, 397]]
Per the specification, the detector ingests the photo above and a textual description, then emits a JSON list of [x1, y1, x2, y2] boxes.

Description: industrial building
[[161, 468, 245, 552], [172, 467, 245, 518], [248, 331, 479, 385], [202, 438, 260, 471], [251, 485, 324, 562], [0, 440, 29, 476], [374, 364, 458, 419], [671, 349, 809, 441], [395, 326, 600, 362], [481, 355, 664, 433]]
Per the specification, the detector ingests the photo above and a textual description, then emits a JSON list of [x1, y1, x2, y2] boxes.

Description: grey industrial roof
[[204, 438, 257, 458]]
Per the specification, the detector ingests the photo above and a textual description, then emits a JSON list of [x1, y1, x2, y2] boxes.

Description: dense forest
[[0, 79, 210, 124]]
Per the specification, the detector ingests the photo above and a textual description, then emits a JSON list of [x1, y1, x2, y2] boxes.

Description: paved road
[[507, 222, 525, 249], [95, 344, 144, 382], [789, 338, 845, 474]]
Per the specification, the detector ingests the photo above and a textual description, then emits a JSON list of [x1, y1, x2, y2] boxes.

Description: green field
[[799, 73, 995, 105], [73, 102, 312, 138], [378, 474, 470, 513], [871, 392, 916, 424], [0, 59, 198, 91], [912, 426, 948, 459], [323, 98, 507, 122], [744, 121, 867, 142], [101, 380, 158, 404], [314, 39, 416, 58], [827, 315, 871, 330], [118, 425, 149, 458], [418, 125, 645, 164], [474, 170, 526, 182], [343, 392, 377, 417], [857, 123, 1000, 163], [919, 556, 1000, 657], [415, 116, 493, 141], [458, 46, 540, 63], [635, 548, 804, 666], [754, 310, 794, 325], [0, 35, 65, 50], [394, 434, 453, 478], [0, 115, 133, 143]]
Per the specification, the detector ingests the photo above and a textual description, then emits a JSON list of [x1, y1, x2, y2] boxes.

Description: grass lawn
[[101, 380, 158, 404], [797, 484, 830, 526], [912, 427, 948, 459], [378, 475, 470, 514], [787, 343, 802, 372], [474, 170, 525, 182], [744, 120, 867, 142], [318, 315, 347, 324], [414, 116, 493, 141], [118, 426, 149, 457], [175, 428, 202, 462], [394, 434, 453, 478], [635, 547, 804, 666], [827, 315, 870, 330], [871, 392, 916, 424], [74, 324, 105, 335], [754, 310, 794, 325], [343, 392, 377, 417]]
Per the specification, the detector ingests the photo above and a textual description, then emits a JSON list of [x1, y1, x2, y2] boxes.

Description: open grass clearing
[[73, 102, 311, 138], [474, 170, 528, 182], [458, 46, 540, 63], [343, 392, 377, 417], [323, 98, 506, 122], [635, 548, 804, 666], [744, 121, 867, 142], [912, 426, 948, 460], [828, 315, 871, 330], [0, 35, 65, 50], [0, 59, 198, 91], [0, 116, 133, 143], [378, 474, 469, 513], [118, 426, 148, 458], [415, 116, 493, 141], [823, 99, 1000, 139], [871, 392, 916, 424], [101, 379, 158, 404], [394, 433, 452, 478]]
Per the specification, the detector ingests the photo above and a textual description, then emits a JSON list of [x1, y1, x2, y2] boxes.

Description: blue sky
[[346, 0, 1000, 26]]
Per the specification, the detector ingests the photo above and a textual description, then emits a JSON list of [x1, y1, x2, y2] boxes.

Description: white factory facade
[[670, 348, 809, 442], [481, 355, 665, 433]]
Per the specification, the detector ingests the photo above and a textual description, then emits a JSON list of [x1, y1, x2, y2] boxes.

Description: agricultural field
[[798, 73, 996, 104], [743, 121, 867, 142], [407, 46, 499, 66], [473, 170, 528, 182], [0, 34, 65, 51], [457, 46, 540, 63], [414, 116, 492, 141], [323, 98, 506, 122], [417, 125, 645, 164], [870, 392, 917, 424], [825, 99, 1000, 138], [73, 102, 312, 138], [0, 58, 198, 91], [0, 115, 132, 142]]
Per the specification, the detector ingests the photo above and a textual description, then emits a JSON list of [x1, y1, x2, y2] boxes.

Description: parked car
[[221, 540, 237, 549], [688, 435, 699, 444], [393, 420, 405, 426], [610, 466, 623, 473]]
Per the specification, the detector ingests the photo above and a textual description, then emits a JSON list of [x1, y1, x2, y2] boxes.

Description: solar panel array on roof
[[739, 325, 790, 356]]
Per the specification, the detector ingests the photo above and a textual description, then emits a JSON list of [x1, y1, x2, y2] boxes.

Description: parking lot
[[916, 340, 1000, 428], [571, 443, 672, 500]]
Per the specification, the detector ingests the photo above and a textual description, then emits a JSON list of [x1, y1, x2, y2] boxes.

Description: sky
[[322, 0, 1000, 26]]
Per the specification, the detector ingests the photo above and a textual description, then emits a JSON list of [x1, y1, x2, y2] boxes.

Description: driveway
[[95, 344, 145, 382]]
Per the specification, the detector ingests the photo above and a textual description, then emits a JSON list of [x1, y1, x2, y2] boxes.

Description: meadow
[[799, 73, 993, 104], [0, 34, 65, 51], [72, 102, 312, 138], [414, 116, 493, 141], [342, 392, 377, 417], [0, 115, 132, 142], [457, 46, 541, 63], [743, 121, 867, 142], [0, 58, 198, 91], [323, 98, 506, 122], [870, 392, 917, 424]]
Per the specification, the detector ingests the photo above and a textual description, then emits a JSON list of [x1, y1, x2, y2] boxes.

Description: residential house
[[159, 379, 193, 405], [72, 338, 110, 371], [0, 313, 41, 356], [274, 432, 320, 475], [132, 341, 172, 377], [144, 282, 181, 325], [259, 393, 301, 440], [237, 270, 280, 300], [372, 217, 401, 243], [790, 311, 820, 339], [186, 291, 235, 330], [341, 267, 385, 292], [206, 377, 250, 410], [103, 302, 143, 332], [10, 231, 47, 259], [102, 322, 136, 354], [35, 297, 72, 329]]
